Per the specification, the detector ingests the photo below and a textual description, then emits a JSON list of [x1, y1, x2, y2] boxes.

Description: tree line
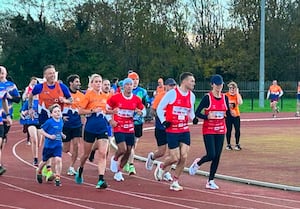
[[0, 0, 299, 90]]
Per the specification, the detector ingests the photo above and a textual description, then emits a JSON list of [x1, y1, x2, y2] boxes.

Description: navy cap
[[210, 74, 224, 85], [164, 78, 177, 86]]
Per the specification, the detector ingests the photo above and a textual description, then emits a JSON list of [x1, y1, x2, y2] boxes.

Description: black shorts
[[166, 132, 191, 149], [134, 124, 143, 138], [114, 132, 135, 146], [0, 125, 4, 139], [83, 130, 108, 143], [28, 124, 41, 129], [63, 126, 82, 142], [155, 128, 167, 146]]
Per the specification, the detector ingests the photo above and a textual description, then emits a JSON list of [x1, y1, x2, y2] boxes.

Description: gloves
[[162, 121, 171, 129], [192, 117, 199, 125]]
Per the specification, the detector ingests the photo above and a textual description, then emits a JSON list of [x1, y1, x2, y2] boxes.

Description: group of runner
[[2, 64, 298, 191]]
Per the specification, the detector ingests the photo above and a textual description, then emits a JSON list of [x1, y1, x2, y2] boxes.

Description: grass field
[[12, 98, 297, 120]]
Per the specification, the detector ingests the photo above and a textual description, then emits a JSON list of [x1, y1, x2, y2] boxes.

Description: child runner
[[36, 104, 65, 186]]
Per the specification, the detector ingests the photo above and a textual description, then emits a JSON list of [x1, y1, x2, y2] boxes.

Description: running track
[[1, 114, 300, 209]]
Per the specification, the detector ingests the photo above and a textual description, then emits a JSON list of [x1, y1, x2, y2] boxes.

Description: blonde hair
[[228, 81, 238, 88], [49, 103, 61, 113]]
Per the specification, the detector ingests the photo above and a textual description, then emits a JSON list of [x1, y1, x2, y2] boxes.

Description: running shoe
[[75, 169, 83, 184], [123, 162, 130, 173], [88, 150, 96, 162], [206, 180, 219, 190], [163, 172, 173, 181], [170, 181, 183, 191], [67, 167, 77, 176], [26, 141, 31, 145], [36, 169, 43, 184], [145, 152, 154, 171], [96, 180, 108, 189], [110, 156, 119, 173], [55, 178, 62, 186], [0, 166, 6, 176], [234, 144, 242, 151], [225, 144, 233, 150], [33, 158, 38, 167], [296, 112, 300, 117], [42, 165, 48, 177], [188, 158, 200, 175], [154, 163, 164, 181], [114, 171, 124, 182], [45, 170, 55, 182], [128, 164, 136, 175]]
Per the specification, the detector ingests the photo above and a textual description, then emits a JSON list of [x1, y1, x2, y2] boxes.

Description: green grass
[[12, 98, 297, 121], [194, 98, 297, 113]]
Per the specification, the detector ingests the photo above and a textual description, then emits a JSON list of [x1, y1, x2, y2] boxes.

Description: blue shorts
[[42, 146, 62, 162], [114, 132, 135, 146], [63, 126, 82, 142], [83, 130, 108, 143], [155, 128, 167, 146], [166, 132, 191, 149]]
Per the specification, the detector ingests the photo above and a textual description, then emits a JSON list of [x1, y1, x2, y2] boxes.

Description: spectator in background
[[266, 80, 283, 118], [111, 77, 119, 94], [296, 81, 300, 117], [225, 81, 243, 151], [153, 78, 165, 97]]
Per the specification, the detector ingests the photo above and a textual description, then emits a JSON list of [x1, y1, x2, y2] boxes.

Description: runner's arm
[[156, 90, 176, 123]]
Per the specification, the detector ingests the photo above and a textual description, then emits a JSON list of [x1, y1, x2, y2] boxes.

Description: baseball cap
[[128, 72, 139, 80], [210, 74, 224, 85], [122, 78, 133, 87], [164, 78, 177, 86]]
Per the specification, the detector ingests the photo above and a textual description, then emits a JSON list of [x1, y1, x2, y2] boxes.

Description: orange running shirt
[[225, 92, 241, 117]]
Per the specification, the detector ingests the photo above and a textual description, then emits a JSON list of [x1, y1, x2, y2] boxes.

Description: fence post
[[251, 89, 254, 111]]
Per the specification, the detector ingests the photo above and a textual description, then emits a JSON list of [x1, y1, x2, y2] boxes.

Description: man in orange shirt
[[145, 78, 177, 182], [225, 81, 243, 151], [154, 78, 165, 97], [266, 80, 283, 118]]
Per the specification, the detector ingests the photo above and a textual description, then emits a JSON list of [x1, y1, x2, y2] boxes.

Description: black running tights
[[197, 134, 224, 180]]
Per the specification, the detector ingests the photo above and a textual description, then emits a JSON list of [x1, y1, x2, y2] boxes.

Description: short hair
[[179, 72, 194, 84], [112, 77, 119, 83], [49, 103, 61, 113], [43, 65, 55, 73], [228, 81, 238, 88], [67, 74, 80, 84]]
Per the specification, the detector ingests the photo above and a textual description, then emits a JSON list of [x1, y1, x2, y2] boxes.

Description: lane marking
[[0, 181, 94, 209]]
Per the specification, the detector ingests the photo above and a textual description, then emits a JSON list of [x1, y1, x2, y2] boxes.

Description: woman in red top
[[189, 74, 230, 190]]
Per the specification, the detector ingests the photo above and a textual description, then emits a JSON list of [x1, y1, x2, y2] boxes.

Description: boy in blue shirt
[[36, 104, 65, 186]]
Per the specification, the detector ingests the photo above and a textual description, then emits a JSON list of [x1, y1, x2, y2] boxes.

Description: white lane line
[[0, 204, 25, 209], [48, 194, 141, 209], [0, 181, 94, 209]]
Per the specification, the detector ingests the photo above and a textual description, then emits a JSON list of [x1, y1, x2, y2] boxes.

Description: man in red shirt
[[154, 72, 196, 191], [107, 78, 145, 182]]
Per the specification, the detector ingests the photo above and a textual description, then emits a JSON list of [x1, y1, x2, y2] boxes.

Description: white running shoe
[[170, 181, 183, 191], [67, 167, 77, 176], [145, 152, 154, 171], [189, 158, 200, 175], [110, 156, 119, 173], [154, 163, 164, 181], [114, 171, 124, 182], [206, 180, 219, 190], [163, 172, 173, 181]]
